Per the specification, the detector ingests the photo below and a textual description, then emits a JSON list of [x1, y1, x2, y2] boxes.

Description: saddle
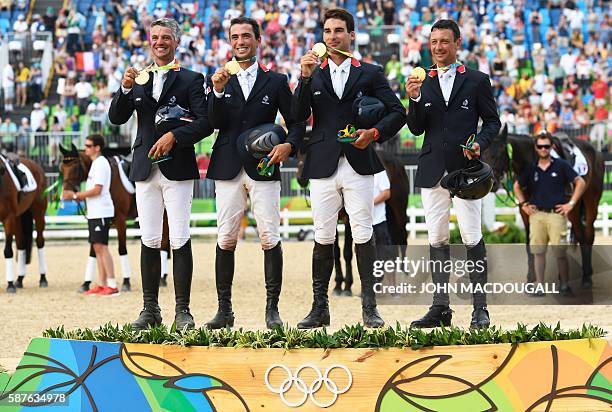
[[112, 154, 135, 194], [551, 136, 575, 166], [551, 134, 588, 176], [2, 153, 28, 190], [118, 154, 132, 178]]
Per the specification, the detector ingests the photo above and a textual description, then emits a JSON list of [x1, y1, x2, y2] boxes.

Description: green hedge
[[43, 322, 606, 350]]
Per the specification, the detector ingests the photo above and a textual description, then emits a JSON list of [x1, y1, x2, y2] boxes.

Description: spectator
[[30, 102, 46, 132], [15, 62, 29, 108], [2, 63, 15, 112], [66, 135, 118, 296], [0, 117, 18, 151], [75, 77, 93, 115], [514, 132, 586, 297], [31, 14, 46, 33], [13, 14, 28, 34], [30, 64, 43, 103], [17, 117, 31, 155]]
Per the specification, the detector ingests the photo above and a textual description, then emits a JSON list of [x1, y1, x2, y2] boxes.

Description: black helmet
[[440, 159, 494, 200], [236, 123, 287, 161], [352, 96, 388, 129], [155, 104, 195, 136]]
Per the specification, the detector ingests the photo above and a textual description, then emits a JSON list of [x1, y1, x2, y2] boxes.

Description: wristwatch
[[568, 200, 576, 207], [73, 193, 78, 200]]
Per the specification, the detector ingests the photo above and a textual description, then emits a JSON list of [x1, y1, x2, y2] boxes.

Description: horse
[[0, 154, 48, 293], [58, 143, 172, 291], [296, 146, 409, 296], [482, 125, 604, 287]]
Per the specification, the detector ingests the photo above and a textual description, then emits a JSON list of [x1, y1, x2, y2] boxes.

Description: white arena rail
[[2, 205, 612, 240]]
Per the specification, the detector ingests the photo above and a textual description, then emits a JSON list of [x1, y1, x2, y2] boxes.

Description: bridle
[[60, 153, 89, 216]]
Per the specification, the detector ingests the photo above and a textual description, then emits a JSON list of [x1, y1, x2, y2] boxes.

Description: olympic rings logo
[[264, 364, 353, 408]]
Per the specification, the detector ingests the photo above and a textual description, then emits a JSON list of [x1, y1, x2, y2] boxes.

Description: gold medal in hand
[[312, 42, 328, 58], [135, 70, 150, 85], [224, 60, 241, 75]]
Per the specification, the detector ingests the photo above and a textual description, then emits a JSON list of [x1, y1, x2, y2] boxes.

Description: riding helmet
[[236, 123, 287, 162], [440, 159, 495, 200], [352, 96, 388, 130]]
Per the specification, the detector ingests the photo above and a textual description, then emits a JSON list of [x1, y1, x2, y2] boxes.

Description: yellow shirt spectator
[[17, 67, 30, 83]]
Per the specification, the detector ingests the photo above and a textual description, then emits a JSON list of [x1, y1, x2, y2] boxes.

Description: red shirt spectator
[[594, 105, 608, 121], [592, 79, 608, 100]]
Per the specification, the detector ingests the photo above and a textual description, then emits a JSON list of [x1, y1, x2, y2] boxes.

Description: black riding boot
[[467, 239, 490, 329], [411, 244, 453, 328], [355, 238, 384, 328], [131, 244, 162, 330], [297, 242, 333, 329], [173, 240, 195, 331], [264, 242, 283, 329], [205, 245, 235, 329]]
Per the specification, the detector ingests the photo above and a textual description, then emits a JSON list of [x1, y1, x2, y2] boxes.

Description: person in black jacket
[[405, 19, 501, 329], [108, 18, 213, 331], [292, 8, 405, 329], [204, 17, 305, 330]]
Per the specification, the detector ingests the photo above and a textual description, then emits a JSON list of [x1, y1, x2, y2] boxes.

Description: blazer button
[[443, 142, 448, 148]]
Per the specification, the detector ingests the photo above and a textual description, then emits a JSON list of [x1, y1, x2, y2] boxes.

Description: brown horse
[[296, 148, 409, 296], [0, 154, 48, 293], [483, 125, 604, 287], [58, 143, 171, 291]]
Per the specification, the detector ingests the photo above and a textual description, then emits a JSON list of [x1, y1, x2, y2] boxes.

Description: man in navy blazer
[[292, 8, 406, 329], [109, 18, 214, 331], [406, 19, 501, 329], [204, 16, 305, 330]]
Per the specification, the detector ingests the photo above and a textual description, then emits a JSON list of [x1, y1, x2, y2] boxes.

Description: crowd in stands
[[0, 0, 610, 157]]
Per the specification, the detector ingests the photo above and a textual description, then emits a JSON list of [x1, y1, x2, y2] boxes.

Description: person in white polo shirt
[[65, 134, 117, 296]]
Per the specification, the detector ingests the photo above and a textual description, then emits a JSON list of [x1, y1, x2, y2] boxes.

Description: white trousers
[[135, 165, 193, 249], [421, 180, 483, 247], [310, 157, 374, 245], [215, 169, 280, 251]]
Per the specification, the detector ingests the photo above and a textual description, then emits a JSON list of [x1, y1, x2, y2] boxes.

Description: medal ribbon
[[432, 61, 463, 72], [145, 59, 180, 73]]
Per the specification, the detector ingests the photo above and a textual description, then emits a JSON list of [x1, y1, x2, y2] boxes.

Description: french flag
[[76, 52, 100, 74]]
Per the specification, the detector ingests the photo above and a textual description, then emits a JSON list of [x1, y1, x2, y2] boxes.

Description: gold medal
[[411, 67, 426, 82], [225, 60, 241, 75], [312, 42, 327, 58], [135, 70, 150, 85]]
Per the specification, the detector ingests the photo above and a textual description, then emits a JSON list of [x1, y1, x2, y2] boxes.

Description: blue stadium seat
[[0, 18, 9, 33]]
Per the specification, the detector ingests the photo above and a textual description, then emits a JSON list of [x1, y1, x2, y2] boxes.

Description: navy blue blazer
[[292, 58, 406, 179], [108, 67, 213, 182], [206, 63, 306, 181], [406, 66, 501, 188]]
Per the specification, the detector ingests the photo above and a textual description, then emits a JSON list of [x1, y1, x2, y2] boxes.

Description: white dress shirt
[[213, 60, 258, 100], [151, 69, 168, 102], [437, 66, 456, 105], [328, 57, 351, 99]]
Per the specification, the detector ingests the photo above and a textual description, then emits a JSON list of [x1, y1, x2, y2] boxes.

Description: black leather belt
[[536, 207, 555, 213]]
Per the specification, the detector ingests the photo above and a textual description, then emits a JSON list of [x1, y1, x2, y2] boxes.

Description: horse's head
[[482, 124, 509, 193], [59, 143, 88, 192]]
